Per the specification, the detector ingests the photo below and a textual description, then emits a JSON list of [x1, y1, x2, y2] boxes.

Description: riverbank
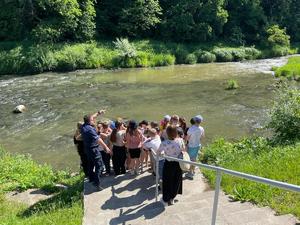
[[0, 40, 299, 75], [273, 56, 300, 81], [0, 146, 83, 225], [201, 138, 300, 218], [201, 85, 300, 218]]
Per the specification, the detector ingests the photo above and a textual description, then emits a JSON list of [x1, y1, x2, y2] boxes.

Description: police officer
[[81, 110, 111, 190]]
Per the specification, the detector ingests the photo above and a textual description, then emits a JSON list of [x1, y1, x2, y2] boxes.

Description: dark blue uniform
[[81, 123, 104, 186]]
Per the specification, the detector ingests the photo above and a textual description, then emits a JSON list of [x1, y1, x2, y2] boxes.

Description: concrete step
[[83, 170, 299, 225]]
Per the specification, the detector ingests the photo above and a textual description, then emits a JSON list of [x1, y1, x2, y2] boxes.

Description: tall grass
[[0, 146, 83, 225], [201, 138, 300, 218], [273, 56, 300, 80]]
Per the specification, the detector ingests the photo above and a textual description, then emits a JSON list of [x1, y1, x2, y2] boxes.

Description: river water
[[0, 57, 288, 170]]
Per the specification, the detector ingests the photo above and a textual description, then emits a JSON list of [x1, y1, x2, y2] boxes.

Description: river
[[0, 57, 288, 170]]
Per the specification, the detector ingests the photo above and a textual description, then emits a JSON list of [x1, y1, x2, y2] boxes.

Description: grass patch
[[273, 56, 300, 81], [0, 146, 83, 225], [225, 79, 239, 90], [201, 138, 300, 218]]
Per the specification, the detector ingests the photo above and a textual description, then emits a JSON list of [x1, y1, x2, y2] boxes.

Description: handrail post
[[211, 170, 222, 225], [155, 150, 159, 202]]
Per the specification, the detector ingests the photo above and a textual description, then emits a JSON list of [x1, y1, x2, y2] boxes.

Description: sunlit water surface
[[0, 57, 289, 170]]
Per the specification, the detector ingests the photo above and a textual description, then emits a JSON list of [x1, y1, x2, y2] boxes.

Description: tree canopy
[[0, 0, 299, 43]]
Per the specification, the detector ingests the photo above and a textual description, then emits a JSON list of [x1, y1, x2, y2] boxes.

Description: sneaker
[[169, 199, 174, 205], [130, 170, 135, 175], [185, 172, 194, 179]]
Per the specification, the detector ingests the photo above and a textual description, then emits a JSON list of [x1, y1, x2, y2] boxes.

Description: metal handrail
[[150, 149, 300, 225]]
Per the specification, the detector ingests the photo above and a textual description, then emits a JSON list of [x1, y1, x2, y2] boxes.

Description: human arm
[[98, 138, 111, 154], [91, 109, 106, 120]]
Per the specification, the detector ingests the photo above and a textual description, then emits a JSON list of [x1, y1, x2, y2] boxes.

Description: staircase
[[83, 169, 299, 225]]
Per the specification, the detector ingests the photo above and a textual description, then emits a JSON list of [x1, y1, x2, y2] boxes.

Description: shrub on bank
[[213, 48, 233, 62], [231, 49, 246, 61], [244, 47, 261, 60], [185, 53, 197, 64], [197, 51, 216, 63], [149, 53, 175, 66], [174, 47, 189, 64], [267, 85, 300, 143]]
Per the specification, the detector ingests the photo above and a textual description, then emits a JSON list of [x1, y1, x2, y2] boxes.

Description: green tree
[[31, 0, 81, 42], [286, 0, 300, 41], [224, 0, 266, 43], [160, 0, 228, 42], [119, 0, 162, 36], [0, 0, 23, 40], [96, 0, 161, 37], [76, 0, 96, 41], [266, 25, 290, 47]]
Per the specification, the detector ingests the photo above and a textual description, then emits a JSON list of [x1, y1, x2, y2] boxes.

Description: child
[[186, 115, 205, 179], [143, 128, 162, 175]]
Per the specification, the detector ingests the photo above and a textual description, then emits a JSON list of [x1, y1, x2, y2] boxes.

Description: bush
[[226, 79, 239, 90], [31, 25, 61, 43], [136, 52, 149, 67], [113, 38, 137, 58], [54, 45, 87, 71], [267, 85, 300, 143], [149, 54, 175, 66], [174, 47, 189, 64], [266, 25, 290, 48], [185, 53, 197, 64], [213, 49, 233, 62], [197, 51, 216, 63], [244, 47, 261, 60], [231, 49, 246, 61], [269, 46, 289, 57]]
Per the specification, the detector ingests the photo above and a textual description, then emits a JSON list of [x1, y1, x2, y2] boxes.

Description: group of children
[[74, 113, 204, 206]]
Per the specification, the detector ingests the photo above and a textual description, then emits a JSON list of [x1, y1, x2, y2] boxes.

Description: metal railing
[[150, 149, 300, 225]]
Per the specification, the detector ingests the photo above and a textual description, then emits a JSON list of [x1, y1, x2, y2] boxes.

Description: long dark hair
[[110, 121, 122, 143], [127, 120, 138, 136]]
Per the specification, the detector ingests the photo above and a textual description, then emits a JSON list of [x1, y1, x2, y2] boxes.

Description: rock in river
[[13, 105, 26, 113]]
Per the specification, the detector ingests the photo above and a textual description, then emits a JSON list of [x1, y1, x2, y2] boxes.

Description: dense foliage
[[0, 41, 266, 75], [267, 85, 300, 143], [0, 0, 299, 43]]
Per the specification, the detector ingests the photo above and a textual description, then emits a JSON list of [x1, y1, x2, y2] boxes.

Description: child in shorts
[[186, 115, 205, 179]]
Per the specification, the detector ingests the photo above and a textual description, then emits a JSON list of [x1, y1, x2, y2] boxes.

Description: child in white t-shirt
[[186, 115, 205, 179], [143, 128, 162, 177]]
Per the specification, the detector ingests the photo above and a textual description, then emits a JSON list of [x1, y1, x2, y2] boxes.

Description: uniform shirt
[[81, 123, 101, 157], [187, 125, 204, 148]]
